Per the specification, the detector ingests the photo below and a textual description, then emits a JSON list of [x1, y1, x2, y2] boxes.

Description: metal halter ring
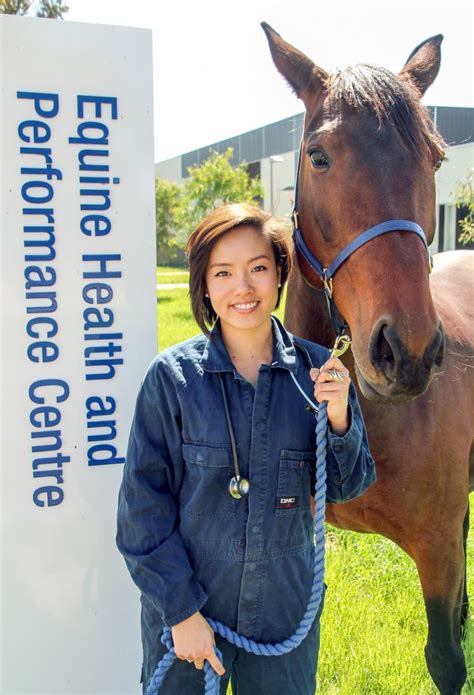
[[322, 272, 333, 299]]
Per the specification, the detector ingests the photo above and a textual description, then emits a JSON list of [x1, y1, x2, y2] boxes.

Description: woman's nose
[[234, 274, 252, 293]]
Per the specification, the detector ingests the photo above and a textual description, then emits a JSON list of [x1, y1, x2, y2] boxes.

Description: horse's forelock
[[325, 64, 445, 162]]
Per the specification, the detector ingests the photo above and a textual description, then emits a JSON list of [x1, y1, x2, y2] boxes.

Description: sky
[[65, 0, 474, 163]]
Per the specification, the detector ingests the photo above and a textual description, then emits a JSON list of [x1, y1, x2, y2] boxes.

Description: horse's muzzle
[[358, 321, 445, 401]]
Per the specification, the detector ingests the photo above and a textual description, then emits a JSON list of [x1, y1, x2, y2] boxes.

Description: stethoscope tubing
[[218, 341, 319, 497]]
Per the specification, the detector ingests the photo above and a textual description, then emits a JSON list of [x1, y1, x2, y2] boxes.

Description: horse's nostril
[[429, 327, 445, 369], [370, 323, 395, 374], [434, 340, 445, 367]]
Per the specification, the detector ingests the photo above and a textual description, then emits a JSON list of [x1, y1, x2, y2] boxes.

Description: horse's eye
[[434, 158, 444, 171], [309, 149, 330, 169]]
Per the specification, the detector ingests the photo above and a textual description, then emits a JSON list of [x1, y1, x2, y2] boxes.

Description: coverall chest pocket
[[180, 443, 236, 519], [275, 449, 314, 516]]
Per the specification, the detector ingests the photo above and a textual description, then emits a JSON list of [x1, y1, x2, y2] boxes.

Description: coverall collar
[[200, 315, 298, 375]]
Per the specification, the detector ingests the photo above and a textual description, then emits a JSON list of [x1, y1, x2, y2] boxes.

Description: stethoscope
[[218, 341, 319, 499]]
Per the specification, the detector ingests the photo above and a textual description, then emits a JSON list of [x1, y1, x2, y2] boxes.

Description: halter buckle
[[428, 253, 434, 274], [322, 271, 333, 299]]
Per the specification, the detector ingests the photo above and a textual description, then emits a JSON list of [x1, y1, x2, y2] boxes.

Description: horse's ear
[[399, 34, 443, 95], [261, 22, 328, 104]]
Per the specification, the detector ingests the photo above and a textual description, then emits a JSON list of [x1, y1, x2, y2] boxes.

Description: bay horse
[[262, 23, 474, 695]]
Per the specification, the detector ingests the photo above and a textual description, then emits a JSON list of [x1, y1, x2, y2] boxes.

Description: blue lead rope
[[146, 402, 328, 695]]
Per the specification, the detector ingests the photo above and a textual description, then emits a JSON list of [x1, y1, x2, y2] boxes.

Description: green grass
[[157, 287, 196, 351], [157, 267, 189, 285], [156, 269, 473, 694], [156, 265, 187, 274], [318, 525, 474, 694]]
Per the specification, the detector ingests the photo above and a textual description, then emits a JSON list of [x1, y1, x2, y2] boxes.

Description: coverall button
[[333, 443, 344, 453], [247, 563, 256, 572], [251, 525, 259, 534], [256, 421, 266, 431]]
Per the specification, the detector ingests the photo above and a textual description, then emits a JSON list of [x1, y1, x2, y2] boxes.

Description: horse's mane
[[326, 64, 445, 163]]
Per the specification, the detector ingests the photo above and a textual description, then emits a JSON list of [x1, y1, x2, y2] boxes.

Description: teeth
[[233, 302, 258, 310]]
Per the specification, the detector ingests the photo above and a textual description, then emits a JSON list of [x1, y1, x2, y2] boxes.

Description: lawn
[[156, 267, 189, 285], [156, 269, 474, 694]]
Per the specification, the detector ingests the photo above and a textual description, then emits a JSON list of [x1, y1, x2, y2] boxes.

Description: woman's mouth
[[231, 301, 259, 313]]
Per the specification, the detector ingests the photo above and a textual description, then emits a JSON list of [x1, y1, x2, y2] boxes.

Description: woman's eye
[[252, 265, 267, 272], [215, 270, 230, 277], [309, 149, 330, 169]]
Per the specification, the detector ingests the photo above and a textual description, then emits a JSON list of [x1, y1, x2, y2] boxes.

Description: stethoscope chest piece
[[228, 475, 249, 500]]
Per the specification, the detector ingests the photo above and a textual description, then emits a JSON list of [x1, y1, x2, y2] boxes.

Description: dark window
[[246, 161, 261, 180], [245, 161, 263, 205]]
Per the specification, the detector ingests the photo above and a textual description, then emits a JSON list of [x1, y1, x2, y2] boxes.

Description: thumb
[[310, 368, 320, 382]]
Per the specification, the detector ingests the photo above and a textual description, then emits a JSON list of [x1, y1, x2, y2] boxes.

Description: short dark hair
[[186, 203, 292, 335]]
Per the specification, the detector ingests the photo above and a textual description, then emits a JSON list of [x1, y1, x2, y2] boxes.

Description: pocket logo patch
[[276, 496, 298, 509]]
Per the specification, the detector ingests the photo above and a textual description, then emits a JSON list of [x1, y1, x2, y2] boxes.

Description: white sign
[[1, 15, 156, 693]]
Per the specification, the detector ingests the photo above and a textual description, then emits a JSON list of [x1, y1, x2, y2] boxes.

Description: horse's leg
[[461, 500, 470, 631], [410, 520, 468, 695]]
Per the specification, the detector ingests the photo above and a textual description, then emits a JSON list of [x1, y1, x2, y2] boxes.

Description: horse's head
[[262, 23, 446, 403]]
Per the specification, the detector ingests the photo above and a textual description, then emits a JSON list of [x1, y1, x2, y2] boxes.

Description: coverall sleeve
[[116, 359, 208, 626], [324, 382, 376, 503]]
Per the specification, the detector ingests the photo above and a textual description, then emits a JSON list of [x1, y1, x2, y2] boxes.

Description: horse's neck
[[284, 272, 336, 349], [284, 271, 357, 376]]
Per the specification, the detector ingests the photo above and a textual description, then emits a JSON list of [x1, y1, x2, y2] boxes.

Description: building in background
[[156, 106, 473, 253]]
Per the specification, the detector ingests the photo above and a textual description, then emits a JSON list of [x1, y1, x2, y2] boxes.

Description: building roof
[[170, 106, 473, 179]]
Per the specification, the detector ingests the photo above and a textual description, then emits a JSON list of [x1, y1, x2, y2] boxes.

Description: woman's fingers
[[207, 649, 225, 676], [310, 365, 349, 385], [189, 648, 224, 675], [318, 367, 350, 383], [310, 358, 351, 434], [314, 379, 348, 398], [321, 355, 346, 371], [171, 612, 225, 675], [185, 647, 225, 676]]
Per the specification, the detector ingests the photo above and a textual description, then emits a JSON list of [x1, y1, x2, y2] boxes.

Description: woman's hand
[[171, 611, 225, 675], [310, 356, 351, 436]]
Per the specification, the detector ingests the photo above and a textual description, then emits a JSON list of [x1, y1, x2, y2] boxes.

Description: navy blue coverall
[[116, 316, 376, 694]]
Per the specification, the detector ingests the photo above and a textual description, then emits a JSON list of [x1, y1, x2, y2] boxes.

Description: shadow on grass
[[174, 311, 194, 321], [157, 296, 173, 304]]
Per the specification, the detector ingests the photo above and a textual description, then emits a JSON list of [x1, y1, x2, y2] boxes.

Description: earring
[[278, 283, 281, 288], [204, 292, 209, 298]]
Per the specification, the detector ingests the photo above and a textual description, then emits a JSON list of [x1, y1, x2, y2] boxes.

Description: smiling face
[[205, 225, 281, 339]]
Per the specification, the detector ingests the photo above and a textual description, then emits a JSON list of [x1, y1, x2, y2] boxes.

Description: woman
[[116, 203, 376, 694]]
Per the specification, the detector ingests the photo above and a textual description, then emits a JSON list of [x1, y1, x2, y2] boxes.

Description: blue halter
[[291, 143, 433, 336]]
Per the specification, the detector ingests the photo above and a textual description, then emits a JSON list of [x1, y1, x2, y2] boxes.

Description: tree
[[155, 178, 184, 266], [177, 148, 264, 240], [0, 0, 68, 18], [0, 0, 31, 13], [455, 172, 474, 246], [155, 149, 265, 266], [36, 0, 68, 18]]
